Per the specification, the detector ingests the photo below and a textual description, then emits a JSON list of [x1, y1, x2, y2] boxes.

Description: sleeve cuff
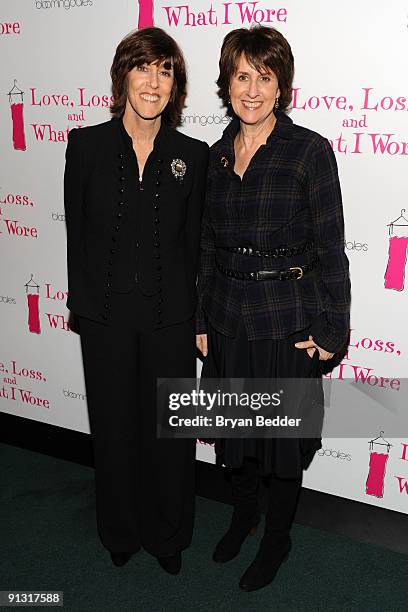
[[196, 320, 207, 335], [308, 312, 349, 354]]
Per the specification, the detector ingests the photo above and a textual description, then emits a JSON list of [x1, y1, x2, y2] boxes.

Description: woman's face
[[229, 54, 280, 126], [125, 60, 174, 120]]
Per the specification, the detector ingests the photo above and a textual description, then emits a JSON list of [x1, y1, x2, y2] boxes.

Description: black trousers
[[78, 287, 196, 556]]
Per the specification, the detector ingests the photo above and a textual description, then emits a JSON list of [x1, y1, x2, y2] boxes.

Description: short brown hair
[[217, 26, 294, 115], [110, 27, 187, 128]]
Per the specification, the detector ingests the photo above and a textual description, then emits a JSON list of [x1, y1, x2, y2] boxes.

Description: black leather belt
[[221, 242, 314, 258], [217, 259, 317, 281]]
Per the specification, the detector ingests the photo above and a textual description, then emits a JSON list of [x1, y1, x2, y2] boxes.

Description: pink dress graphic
[[365, 433, 392, 498], [27, 294, 41, 334], [25, 275, 41, 334], [138, 0, 154, 28], [8, 80, 26, 151], [384, 210, 408, 290]]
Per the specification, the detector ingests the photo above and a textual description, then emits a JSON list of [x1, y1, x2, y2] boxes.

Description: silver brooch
[[171, 158, 187, 182]]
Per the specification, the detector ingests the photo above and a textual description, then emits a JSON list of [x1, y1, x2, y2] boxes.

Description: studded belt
[[216, 259, 318, 281], [220, 242, 314, 258]]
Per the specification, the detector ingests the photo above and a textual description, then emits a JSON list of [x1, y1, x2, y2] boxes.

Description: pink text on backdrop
[[0, 359, 50, 409], [395, 477, 408, 494], [0, 385, 50, 409], [0, 219, 38, 238], [292, 88, 350, 111], [291, 87, 408, 113], [361, 88, 408, 111], [0, 360, 46, 382], [394, 444, 408, 496], [326, 133, 408, 156], [0, 192, 34, 207], [45, 313, 71, 332], [163, 2, 287, 27], [45, 284, 68, 302], [324, 329, 402, 391], [30, 87, 113, 108], [31, 124, 74, 143], [0, 21, 21, 35]]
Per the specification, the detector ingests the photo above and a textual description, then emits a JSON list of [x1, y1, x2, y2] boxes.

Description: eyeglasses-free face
[[126, 60, 174, 121], [229, 53, 280, 127]]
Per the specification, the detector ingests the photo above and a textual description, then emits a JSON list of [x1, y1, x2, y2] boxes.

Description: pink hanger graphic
[[138, 0, 154, 28], [25, 274, 41, 334], [384, 209, 408, 291], [8, 79, 26, 151], [365, 432, 392, 498]]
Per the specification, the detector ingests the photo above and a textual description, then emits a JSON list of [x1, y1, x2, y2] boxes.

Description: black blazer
[[64, 118, 209, 327]]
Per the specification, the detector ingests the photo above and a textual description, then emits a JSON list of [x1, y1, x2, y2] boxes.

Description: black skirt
[[202, 319, 323, 478]]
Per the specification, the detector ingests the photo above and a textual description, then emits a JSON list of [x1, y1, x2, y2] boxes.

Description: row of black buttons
[[101, 152, 166, 326], [102, 152, 126, 321], [154, 161, 163, 325]]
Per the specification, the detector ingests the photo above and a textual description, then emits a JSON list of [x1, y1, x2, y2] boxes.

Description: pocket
[[297, 342, 320, 376], [308, 348, 322, 378], [307, 347, 320, 361]]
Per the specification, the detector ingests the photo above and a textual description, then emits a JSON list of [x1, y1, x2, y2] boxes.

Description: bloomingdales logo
[[63, 389, 86, 400], [34, 0, 93, 9], [344, 240, 368, 252], [181, 113, 231, 128], [317, 448, 352, 461], [0, 295, 16, 305]]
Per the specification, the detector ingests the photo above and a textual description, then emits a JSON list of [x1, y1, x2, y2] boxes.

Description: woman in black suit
[[64, 27, 208, 575], [196, 26, 350, 591]]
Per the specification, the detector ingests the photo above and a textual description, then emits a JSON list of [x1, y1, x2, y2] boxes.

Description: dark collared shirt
[[196, 111, 351, 353], [112, 119, 167, 292]]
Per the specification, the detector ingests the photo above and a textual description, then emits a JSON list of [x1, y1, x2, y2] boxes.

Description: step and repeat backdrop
[[1, 0, 407, 515]]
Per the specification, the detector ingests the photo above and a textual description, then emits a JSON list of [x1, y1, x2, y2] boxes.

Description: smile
[[140, 94, 160, 102], [241, 101, 263, 110]]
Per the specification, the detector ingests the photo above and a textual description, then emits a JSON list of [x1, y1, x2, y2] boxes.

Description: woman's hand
[[196, 334, 208, 357], [295, 335, 334, 361]]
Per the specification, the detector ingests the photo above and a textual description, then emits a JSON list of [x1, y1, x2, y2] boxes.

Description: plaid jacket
[[196, 111, 351, 354]]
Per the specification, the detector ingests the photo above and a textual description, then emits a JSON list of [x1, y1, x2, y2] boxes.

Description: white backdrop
[[1, 0, 407, 514]]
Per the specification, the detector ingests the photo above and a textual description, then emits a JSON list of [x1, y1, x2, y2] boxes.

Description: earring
[[275, 97, 279, 110]]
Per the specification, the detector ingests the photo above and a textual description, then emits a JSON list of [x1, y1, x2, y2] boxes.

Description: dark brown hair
[[110, 27, 187, 127], [217, 26, 294, 115]]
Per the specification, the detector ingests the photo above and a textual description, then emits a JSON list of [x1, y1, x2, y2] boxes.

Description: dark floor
[[1, 442, 407, 611]]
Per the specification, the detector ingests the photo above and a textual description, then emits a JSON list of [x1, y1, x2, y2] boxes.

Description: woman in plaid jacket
[[196, 26, 350, 592]]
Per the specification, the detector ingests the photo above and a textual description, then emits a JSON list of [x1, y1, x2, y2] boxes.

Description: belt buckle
[[290, 266, 304, 280], [250, 271, 259, 280]]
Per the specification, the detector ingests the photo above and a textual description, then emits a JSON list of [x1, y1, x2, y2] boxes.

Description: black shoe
[[212, 508, 260, 563], [157, 552, 182, 575], [110, 552, 133, 567], [239, 536, 291, 592]]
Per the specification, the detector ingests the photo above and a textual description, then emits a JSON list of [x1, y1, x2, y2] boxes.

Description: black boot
[[156, 552, 182, 575], [239, 472, 302, 591], [213, 458, 260, 563], [110, 552, 133, 567], [239, 534, 291, 591]]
